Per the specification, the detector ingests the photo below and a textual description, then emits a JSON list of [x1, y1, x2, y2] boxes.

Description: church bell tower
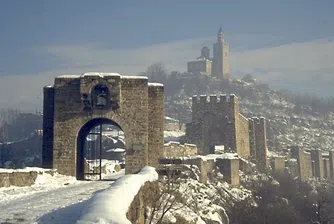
[[212, 25, 230, 80]]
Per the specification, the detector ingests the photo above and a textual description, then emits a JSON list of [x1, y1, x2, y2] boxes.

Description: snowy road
[[0, 180, 113, 224]]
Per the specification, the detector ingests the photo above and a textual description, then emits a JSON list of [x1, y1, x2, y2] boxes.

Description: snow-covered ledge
[[77, 166, 158, 224]]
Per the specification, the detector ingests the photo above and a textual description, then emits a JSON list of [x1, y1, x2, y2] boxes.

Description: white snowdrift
[[77, 166, 158, 224]]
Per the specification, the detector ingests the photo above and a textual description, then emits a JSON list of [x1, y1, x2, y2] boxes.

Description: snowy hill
[[164, 76, 334, 153]]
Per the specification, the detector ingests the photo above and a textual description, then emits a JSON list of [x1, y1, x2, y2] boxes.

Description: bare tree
[[146, 166, 188, 224], [141, 62, 167, 83], [0, 108, 20, 142]]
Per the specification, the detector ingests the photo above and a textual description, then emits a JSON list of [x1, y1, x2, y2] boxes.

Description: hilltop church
[[187, 26, 230, 80]]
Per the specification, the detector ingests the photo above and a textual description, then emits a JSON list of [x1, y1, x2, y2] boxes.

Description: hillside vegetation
[[141, 62, 334, 153]]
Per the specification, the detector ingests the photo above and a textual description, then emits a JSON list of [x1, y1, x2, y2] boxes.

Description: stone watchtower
[[248, 117, 268, 171], [212, 26, 230, 80], [186, 94, 250, 159], [42, 73, 164, 179]]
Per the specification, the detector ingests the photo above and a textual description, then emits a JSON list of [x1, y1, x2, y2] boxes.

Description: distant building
[[187, 59, 212, 74], [212, 26, 230, 80], [187, 26, 230, 80]]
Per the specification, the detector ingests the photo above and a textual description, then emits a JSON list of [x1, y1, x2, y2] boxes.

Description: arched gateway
[[42, 73, 164, 179]]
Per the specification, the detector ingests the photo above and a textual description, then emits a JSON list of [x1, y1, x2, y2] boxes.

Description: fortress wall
[[216, 158, 239, 186], [323, 158, 330, 179], [236, 114, 250, 159], [311, 150, 324, 180], [148, 84, 164, 167], [285, 159, 299, 177], [248, 118, 256, 160], [191, 94, 238, 123], [251, 117, 268, 171], [189, 94, 239, 154], [42, 86, 54, 168], [183, 157, 207, 183], [0, 170, 38, 188], [294, 148, 313, 181], [329, 151, 334, 180], [270, 156, 286, 174], [162, 142, 197, 158], [239, 158, 256, 174]]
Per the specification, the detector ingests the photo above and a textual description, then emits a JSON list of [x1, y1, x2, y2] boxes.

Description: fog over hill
[[1, 35, 334, 111]]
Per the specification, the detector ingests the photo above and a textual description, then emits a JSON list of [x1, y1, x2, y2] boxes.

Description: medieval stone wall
[[295, 148, 312, 181], [0, 170, 38, 187], [186, 94, 251, 159], [216, 158, 239, 186], [248, 119, 256, 160], [270, 156, 286, 175], [311, 150, 324, 180], [43, 73, 164, 178], [323, 158, 330, 179], [127, 181, 160, 224], [249, 117, 268, 171], [329, 151, 334, 179], [148, 84, 164, 167], [42, 86, 54, 168], [162, 142, 197, 158], [235, 114, 250, 159], [287, 146, 334, 182]]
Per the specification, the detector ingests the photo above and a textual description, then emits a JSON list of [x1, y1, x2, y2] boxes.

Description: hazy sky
[[1, 1, 334, 110]]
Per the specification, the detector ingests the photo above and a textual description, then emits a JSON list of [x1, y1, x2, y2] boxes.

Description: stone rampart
[[186, 94, 252, 160], [239, 158, 256, 175], [216, 157, 239, 186], [235, 114, 250, 159], [270, 156, 286, 175], [329, 151, 334, 180], [311, 150, 324, 180], [162, 141, 198, 158], [249, 117, 268, 171], [0, 170, 38, 187], [287, 146, 334, 182], [323, 158, 330, 179], [127, 181, 160, 224]]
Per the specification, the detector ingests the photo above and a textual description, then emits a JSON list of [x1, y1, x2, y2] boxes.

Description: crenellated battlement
[[191, 94, 239, 124], [192, 94, 238, 107], [250, 116, 266, 125]]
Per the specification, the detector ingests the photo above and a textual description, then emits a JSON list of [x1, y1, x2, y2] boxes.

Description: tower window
[[225, 52, 228, 57]]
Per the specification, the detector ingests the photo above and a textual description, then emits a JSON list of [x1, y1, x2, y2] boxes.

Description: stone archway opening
[[43, 74, 164, 177], [77, 118, 126, 180]]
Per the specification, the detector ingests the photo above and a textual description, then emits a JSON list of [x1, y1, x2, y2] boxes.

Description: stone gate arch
[[42, 72, 164, 178], [76, 117, 126, 180]]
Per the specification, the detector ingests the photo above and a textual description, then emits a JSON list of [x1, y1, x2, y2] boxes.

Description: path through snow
[[0, 180, 113, 224]]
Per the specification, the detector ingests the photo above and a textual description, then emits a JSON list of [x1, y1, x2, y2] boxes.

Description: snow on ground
[[77, 166, 158, 224], [0, 169, 125, 224], [184, 153, 239, 161], [84, 159, 124, 180], [0, 171, 77, 204], [0, 167, 51, 173]]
